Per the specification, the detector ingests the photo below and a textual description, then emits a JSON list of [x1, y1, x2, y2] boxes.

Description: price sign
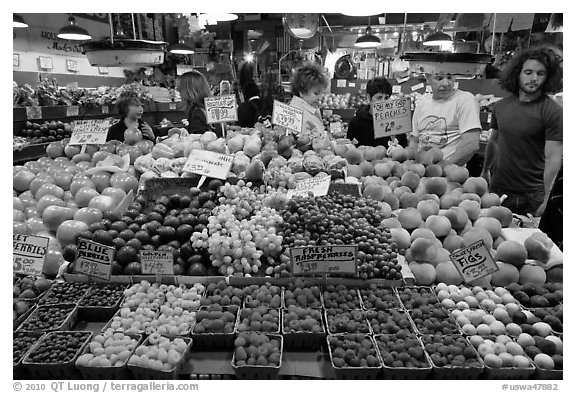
[[183, 149, 234, 180], [392, 85, 402, 94], [337, 79, 346, 88], [66, 82, 79, 91], [102, 106, 109, 114], [287, 176, 331, 199], [411, 83, 425, 92], [272, 101, 304, 133], [371, 97, 412, 138], [169, 102, 177, 110], [26, 106, 42, 120], [349, 82, 356, 88], [205, 95, 238, 124], [290, 245, 358, 276], [329, 121, 342, 134], [449, 240, 499, 283], [69, 120, 111, 145], [13, 234, 49, 276], [74, 238, 114, 281], [66, 106, 79, 117], [140, 250, 174, 275]]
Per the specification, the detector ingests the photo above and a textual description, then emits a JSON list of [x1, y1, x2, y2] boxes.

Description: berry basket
[[235, 307, 282, 335], [326, 334, 382, 380], [231, 334, 283, 380], [242, 284, 283, 309], [324, 309, 372, 335], [281, 308, 326, 350], [16, 303, 78, 333], [13, 331, 45, 379], [366, 308, 418, 335], [373, 334, 432, 379], [322, 286, 363, 310], [38, 282, 93, 306], [408, 307, 461, 336], [21, 331, 93, 379], [101, 307, 159, 335], [360, 286, 402, 310], [421, 334, 484, 379], [466, 336, 536, 379], [394, 286, 439, 310], [78, 283, 128, 321], [128, 336, 193, 380], [281, 284, 324, 309], [76, 333, 144, 380], [191, 306, 238, 350]]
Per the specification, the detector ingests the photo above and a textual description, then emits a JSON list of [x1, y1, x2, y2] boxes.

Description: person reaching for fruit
[[289, 62, 329, 137], [107, 91, 156, 143], [410, 70, 481, 166]]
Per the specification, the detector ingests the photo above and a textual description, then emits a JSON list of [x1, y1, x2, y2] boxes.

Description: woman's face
[[300, 84, 325, 107], [126, 102, 143, 120]]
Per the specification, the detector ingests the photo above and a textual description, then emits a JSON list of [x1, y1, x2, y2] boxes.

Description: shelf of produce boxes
[[13, 142, 49, 164]]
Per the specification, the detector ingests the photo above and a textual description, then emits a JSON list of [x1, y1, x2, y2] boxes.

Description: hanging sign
[[69, 119, 111, 145], [13, 234, 49, 277], [140, 250, 174, 275], [272, 101, 304, 133], [74, 238, 114, 281], [371, 97, 412, 138], [183, 149, 234, 180], [290, 245, 358, 276], [449, 240, 499, 283], [204, 95, 238, 124]]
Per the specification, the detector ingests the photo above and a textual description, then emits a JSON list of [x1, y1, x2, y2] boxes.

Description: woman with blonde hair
[[177, 70, 213, 134]]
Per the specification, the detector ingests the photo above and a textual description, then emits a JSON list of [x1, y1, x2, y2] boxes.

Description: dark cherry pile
[[18, 304, 75, 332], [24, 331, 91, 364], [19, 120, 72, 143], [79, 284, 127, 308], [279, 192, 401, 279], [39, 282, 92, 306]]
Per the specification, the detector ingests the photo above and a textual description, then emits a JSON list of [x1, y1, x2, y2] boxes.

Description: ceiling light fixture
[[354, 26, 381, 48], [198, 13, 238, 23], [423, 30, 452, 46], [13, 14, 28, 28], [57, 15, 91, 41], [169, 39, 195, 55]]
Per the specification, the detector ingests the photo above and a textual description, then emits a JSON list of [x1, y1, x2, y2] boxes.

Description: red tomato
[[46, 142, 64, 158], [36, 183, 65, 200], [36, 195, 65, 215], [26, 217, 47, 235], [70, 179, 96, 197]]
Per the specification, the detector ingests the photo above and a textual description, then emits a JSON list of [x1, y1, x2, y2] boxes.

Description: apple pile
[[283, 279, 322, 308], [506, 282, 562, 308], [396, 287, 439, 309], [19, 120, 72, 143], [200, 280, 244, 307], [409, 305, 459, 335], [323, 285, 362, 311], [24, 331, 92, 364], [76, 329, 139, 367], [325, 309, 370, 334], [375, 334, 430, 368], [327, 334, 381, 368], [515, 332, 562, 371], [243, 283, 282, 308], [360, 285, 401, 310], [13, 276, 52, 300], [282, 306, 324, 333], [127, 333, 190, 371], [366, 309, 414, 335], [18, 304, 75, 332], [106, 307, 158, 335], [79, 284, 126, 308], [233, 333, 282, 367], [236, 307, 280, 333], [469, 334, 534, 369], [39, 281, 93, 306], [193, 305, 238, 334], [421, 334, 483, 368]]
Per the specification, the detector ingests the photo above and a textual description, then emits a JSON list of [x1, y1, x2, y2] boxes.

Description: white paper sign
[[337, 79, 347, 88], [74, 238, 114, 281], [66, 106, 79, 117], [411, 83, 425, 91], [140, 250, 174, 275], [183, 149, 234, 180], [272, 101, 304, 133], [204, 95, 238, 124], [13, 234, 49, 277], [287, 176, 331, 198], [290, 245, 358, 276], [69, 120, 111, 145], [371, 97, 412, 138], [392, 85, 402, 94], [450, 240, 499, 283], [26, 106, 42, 120]]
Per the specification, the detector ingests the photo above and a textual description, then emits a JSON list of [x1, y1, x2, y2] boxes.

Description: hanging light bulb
[[354, 27, 381, 49], [423, 31, 452, 46], [169, 39, 195, 55], [57, 15, 91, 41]]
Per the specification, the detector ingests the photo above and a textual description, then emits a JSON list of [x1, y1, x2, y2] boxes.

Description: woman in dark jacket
[[107, 91, 155, 142], [237, 81, 269, 127], [176, 70, 216, 135]]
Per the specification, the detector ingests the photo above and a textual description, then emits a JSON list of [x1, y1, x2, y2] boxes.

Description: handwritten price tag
[[13, 234, 49, 277], [290, 245, 358, 276], [183, 149, 234, 180], [371, 97, 412, 138], [287, 176, 331, 199], [140, 250, 174, 275], [74, 238, 114, 281], [26, 106, 42, 120], [411, 83, 425, 92], [392, 85, 402, 94], [449, 240, 499, 283], [272, 101, 304, 133], [69, 120, 111, 145], [205, 95, 238, 124]]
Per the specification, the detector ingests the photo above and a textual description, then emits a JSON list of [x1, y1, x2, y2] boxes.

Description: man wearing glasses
[[410, 72, 481, 165], [346, 77, 408, 148]]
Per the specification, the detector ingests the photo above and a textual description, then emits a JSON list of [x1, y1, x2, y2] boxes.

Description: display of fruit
[[146, 304, 196, 337], [236, 307, 280, 333], [319, 93, 369, 110], [506, 283, 562, 308], [327, 334, 381, 368], [396, 287, 439, 309], [409, 305, 459, 335], [282, 306, 324, 333], [465, 287, 519, 312], [279, 193, 401, 279], [13, 299, 33, 323], [122, 281, 166, 310], [233, 332, 282, 367], [79, 284, 127, 308], [19, 120, 73, 143], [200, 280, 243, 307], [106, 307, 158, 335], [24, 331, 92, 364], [13, 276, 53, 300], [127, 333, 190, 371], [76, 329, 140, 367], [17, 304, 75, 332], [193, 305, 238, 334], [360, 285, 401, 310], [421, 334, 483, 368], [282, 279, 322, 308], [450, 308, 514, 336], [242, 283, 282, 308], [366, 309, 414, 335], [518, 334, 562, 371], [325, 309, 370, 334], [39, 282, 93, 306], [14, 331, 44, 365], [375, 333, 431, 369], [435, 284, 480, 310], [163, 283, 204, 311], [468, 334, 534, 369], [322, 285, 362, 311], [531, 306, 563, 333]]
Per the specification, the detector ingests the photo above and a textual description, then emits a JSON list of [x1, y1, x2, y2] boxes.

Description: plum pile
[[40, 282, 93, 306]]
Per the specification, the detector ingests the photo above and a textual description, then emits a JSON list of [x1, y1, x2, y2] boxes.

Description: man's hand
[[140, 122, 155, 139], [535, 202, 547, 217], [480, 169, 491, 186]]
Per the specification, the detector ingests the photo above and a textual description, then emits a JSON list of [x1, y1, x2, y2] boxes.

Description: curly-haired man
[[482, 46, 563, 216]]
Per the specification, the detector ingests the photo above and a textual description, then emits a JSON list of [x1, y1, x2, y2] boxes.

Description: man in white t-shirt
[[410, 72, 481, 165]]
